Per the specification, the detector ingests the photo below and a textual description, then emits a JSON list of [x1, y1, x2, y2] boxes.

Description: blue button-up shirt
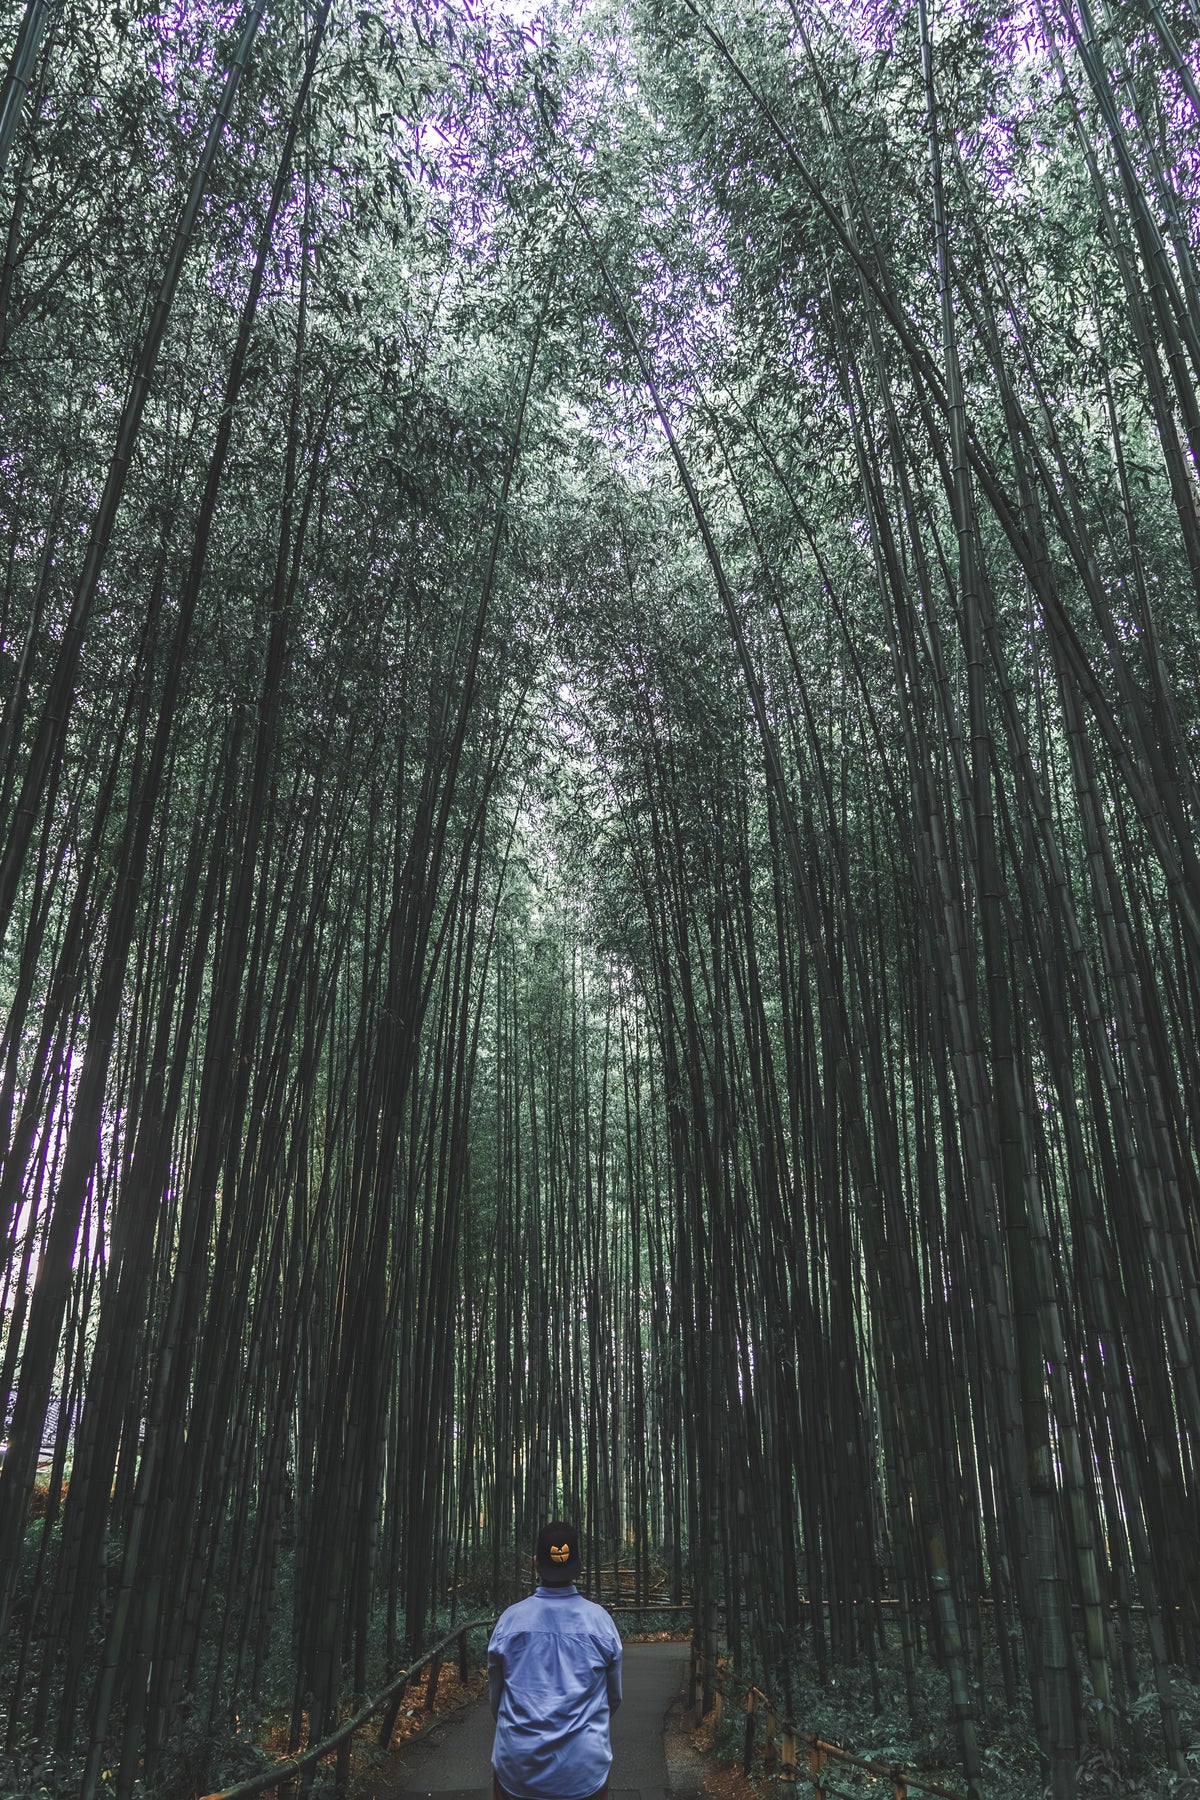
[[488, 1586, 623, 1799]]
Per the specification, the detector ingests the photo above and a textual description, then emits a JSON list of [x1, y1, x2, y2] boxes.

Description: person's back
[[489, 1523, 622, 1800]]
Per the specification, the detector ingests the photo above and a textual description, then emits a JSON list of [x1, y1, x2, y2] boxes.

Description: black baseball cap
[[536, 1520, 581, 1586]]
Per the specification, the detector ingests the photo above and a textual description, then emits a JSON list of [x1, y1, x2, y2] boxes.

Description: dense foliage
[[2, 0, 1200, 1794]]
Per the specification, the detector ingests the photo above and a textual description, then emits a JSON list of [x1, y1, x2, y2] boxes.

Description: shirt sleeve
[[605, 1631, 622, 1712]]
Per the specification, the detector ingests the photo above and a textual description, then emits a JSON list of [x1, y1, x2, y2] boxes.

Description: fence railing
[[689, 1647, 968, 1800], [198, 1615, 494, 1800]]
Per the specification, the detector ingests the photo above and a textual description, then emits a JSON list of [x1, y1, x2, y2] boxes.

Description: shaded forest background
[[2, 0, 1200, 1794]]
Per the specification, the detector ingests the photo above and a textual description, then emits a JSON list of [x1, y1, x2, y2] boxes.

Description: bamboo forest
[[1, 0, 1199, 1794]]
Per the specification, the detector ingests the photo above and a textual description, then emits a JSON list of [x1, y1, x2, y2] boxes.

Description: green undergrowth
[[703, 1621, 1200, 1800], [1, 1516, 497, 1797]]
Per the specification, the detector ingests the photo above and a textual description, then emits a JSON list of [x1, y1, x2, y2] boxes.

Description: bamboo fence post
[[807, 1735, 825, 1800], [891, 1768, 908, 1799], [334, 1734, 351, 1797], [425, 1650, 444, 1711], [764, 1706, 778, 1773], [458, 1629, 470, 1687], [742, 1689, 756, 1774], [377, 1679, 407, 1750], [780, 1728, 797, 1788]]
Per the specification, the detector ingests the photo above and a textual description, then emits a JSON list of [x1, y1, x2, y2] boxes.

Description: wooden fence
[[198, 1615, 493, 1800], [689, 1648, 968, 1800]]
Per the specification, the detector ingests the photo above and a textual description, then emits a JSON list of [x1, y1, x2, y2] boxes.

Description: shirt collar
[[535, 1583, 578, 1597]]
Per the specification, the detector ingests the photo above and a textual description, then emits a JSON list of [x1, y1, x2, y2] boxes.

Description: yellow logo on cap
[[550, 1543, 570, 1563]]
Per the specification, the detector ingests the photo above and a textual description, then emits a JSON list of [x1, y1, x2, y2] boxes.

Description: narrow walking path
[[375, 1642, 694, 1800]]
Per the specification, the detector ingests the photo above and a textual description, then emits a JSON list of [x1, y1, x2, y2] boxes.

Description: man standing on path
[[489, 1522, 623, 1800]]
